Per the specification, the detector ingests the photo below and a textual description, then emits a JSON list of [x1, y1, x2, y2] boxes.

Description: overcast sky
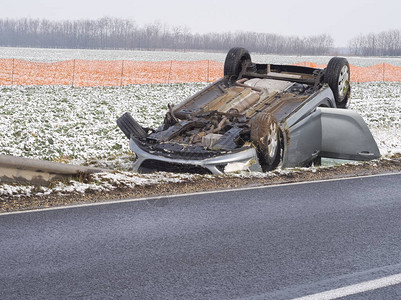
[[1, 0, 400, 47]]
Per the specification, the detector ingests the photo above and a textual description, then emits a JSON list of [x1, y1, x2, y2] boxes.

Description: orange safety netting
[[1, 59, 401, 86], [294, 62, 401, 82]]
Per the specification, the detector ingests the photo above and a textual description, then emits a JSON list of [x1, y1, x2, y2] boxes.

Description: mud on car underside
[[117, 47, 380, 175]]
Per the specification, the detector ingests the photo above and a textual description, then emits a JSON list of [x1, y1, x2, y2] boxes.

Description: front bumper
[[129, 138, 261, 175]]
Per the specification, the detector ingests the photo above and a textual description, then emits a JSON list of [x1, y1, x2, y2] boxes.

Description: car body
[[117, 48, 380, 174]]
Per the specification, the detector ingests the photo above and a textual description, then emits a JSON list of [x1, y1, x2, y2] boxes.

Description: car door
[[282, 107, 380, 167]]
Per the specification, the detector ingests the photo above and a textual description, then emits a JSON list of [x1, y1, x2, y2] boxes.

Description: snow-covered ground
[[1, 47, 401, 67], [1, 82, 400, 163], [350, 82, 401, 155], [0, 83, 205, 166], [0, 47, 400, 199], [0, 81, 400, 199]]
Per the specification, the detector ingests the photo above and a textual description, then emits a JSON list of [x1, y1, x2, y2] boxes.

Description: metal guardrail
[[0, 155, 109, 185]]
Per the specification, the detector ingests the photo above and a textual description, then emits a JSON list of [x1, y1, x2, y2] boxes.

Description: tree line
[[0, 17, 399, 56], [0, 17, 334, 55], [348, 30, 401, 56]]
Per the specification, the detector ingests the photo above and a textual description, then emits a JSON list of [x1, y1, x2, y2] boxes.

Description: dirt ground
[[1, 154, 400, 213]]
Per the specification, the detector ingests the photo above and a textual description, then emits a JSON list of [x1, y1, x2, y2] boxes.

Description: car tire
[[224, 47, 251, 82], [117, 112, 147, 139], [325, 57, 351, 108], [251, 113, 282, 172]]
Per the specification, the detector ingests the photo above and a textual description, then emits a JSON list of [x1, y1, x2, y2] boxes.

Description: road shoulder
[[1, 155, 400, 213]]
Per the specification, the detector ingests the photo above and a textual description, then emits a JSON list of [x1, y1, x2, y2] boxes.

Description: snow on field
[[0, 83, 206, 168], [1, 47, 401, 67], [1, 82, 399, 165], [350, 82, 401, 155], [0, 79, 400, 199]]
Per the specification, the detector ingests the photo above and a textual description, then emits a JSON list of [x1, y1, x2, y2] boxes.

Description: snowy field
[[0, 48, 400, 199], [1, 46, 401, 67], [1, 81, 400, 199], [1, 82, 400, 165], [0, 83, 205, 169]]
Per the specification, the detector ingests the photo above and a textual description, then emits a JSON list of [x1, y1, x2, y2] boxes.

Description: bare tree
[[0, 17, 335, 55], [348, 30, 401, 56]]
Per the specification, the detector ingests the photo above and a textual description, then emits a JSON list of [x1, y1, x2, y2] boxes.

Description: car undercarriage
[[117, 48, 380, 174]]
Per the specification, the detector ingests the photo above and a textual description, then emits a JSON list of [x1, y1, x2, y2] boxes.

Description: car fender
[[282, 109, 322, 168]]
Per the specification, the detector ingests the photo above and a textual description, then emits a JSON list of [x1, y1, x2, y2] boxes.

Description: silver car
[[117, 47, 380, 174]]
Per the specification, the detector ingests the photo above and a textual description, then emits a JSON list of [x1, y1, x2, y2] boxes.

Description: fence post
[[168, 60, 173, 84], [11, 58, 15, 85], [71, 59, 76, 87], [120, 60, 125, 87], [382, 63, 385, 82], [207, 60, 210, 83]]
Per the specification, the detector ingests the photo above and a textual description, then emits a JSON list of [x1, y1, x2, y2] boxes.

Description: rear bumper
[[129, 138, 261, 175]]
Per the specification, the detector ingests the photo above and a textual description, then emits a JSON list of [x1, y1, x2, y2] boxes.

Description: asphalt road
[[1, 173, 401, 299]]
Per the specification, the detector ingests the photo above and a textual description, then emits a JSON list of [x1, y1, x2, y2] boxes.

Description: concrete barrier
[[0, 155, 109, 185]]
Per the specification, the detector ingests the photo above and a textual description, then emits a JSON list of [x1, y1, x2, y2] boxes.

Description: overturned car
[[117, 47, 380, 174]]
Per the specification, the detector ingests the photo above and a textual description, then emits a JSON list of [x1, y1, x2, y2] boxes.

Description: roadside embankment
[[1, 154, 400, 213]]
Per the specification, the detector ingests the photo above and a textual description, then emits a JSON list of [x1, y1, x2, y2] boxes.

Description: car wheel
[[251, 113, 282, 172], [325, 57, 351, 108], [224, 47, 251, 82]]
